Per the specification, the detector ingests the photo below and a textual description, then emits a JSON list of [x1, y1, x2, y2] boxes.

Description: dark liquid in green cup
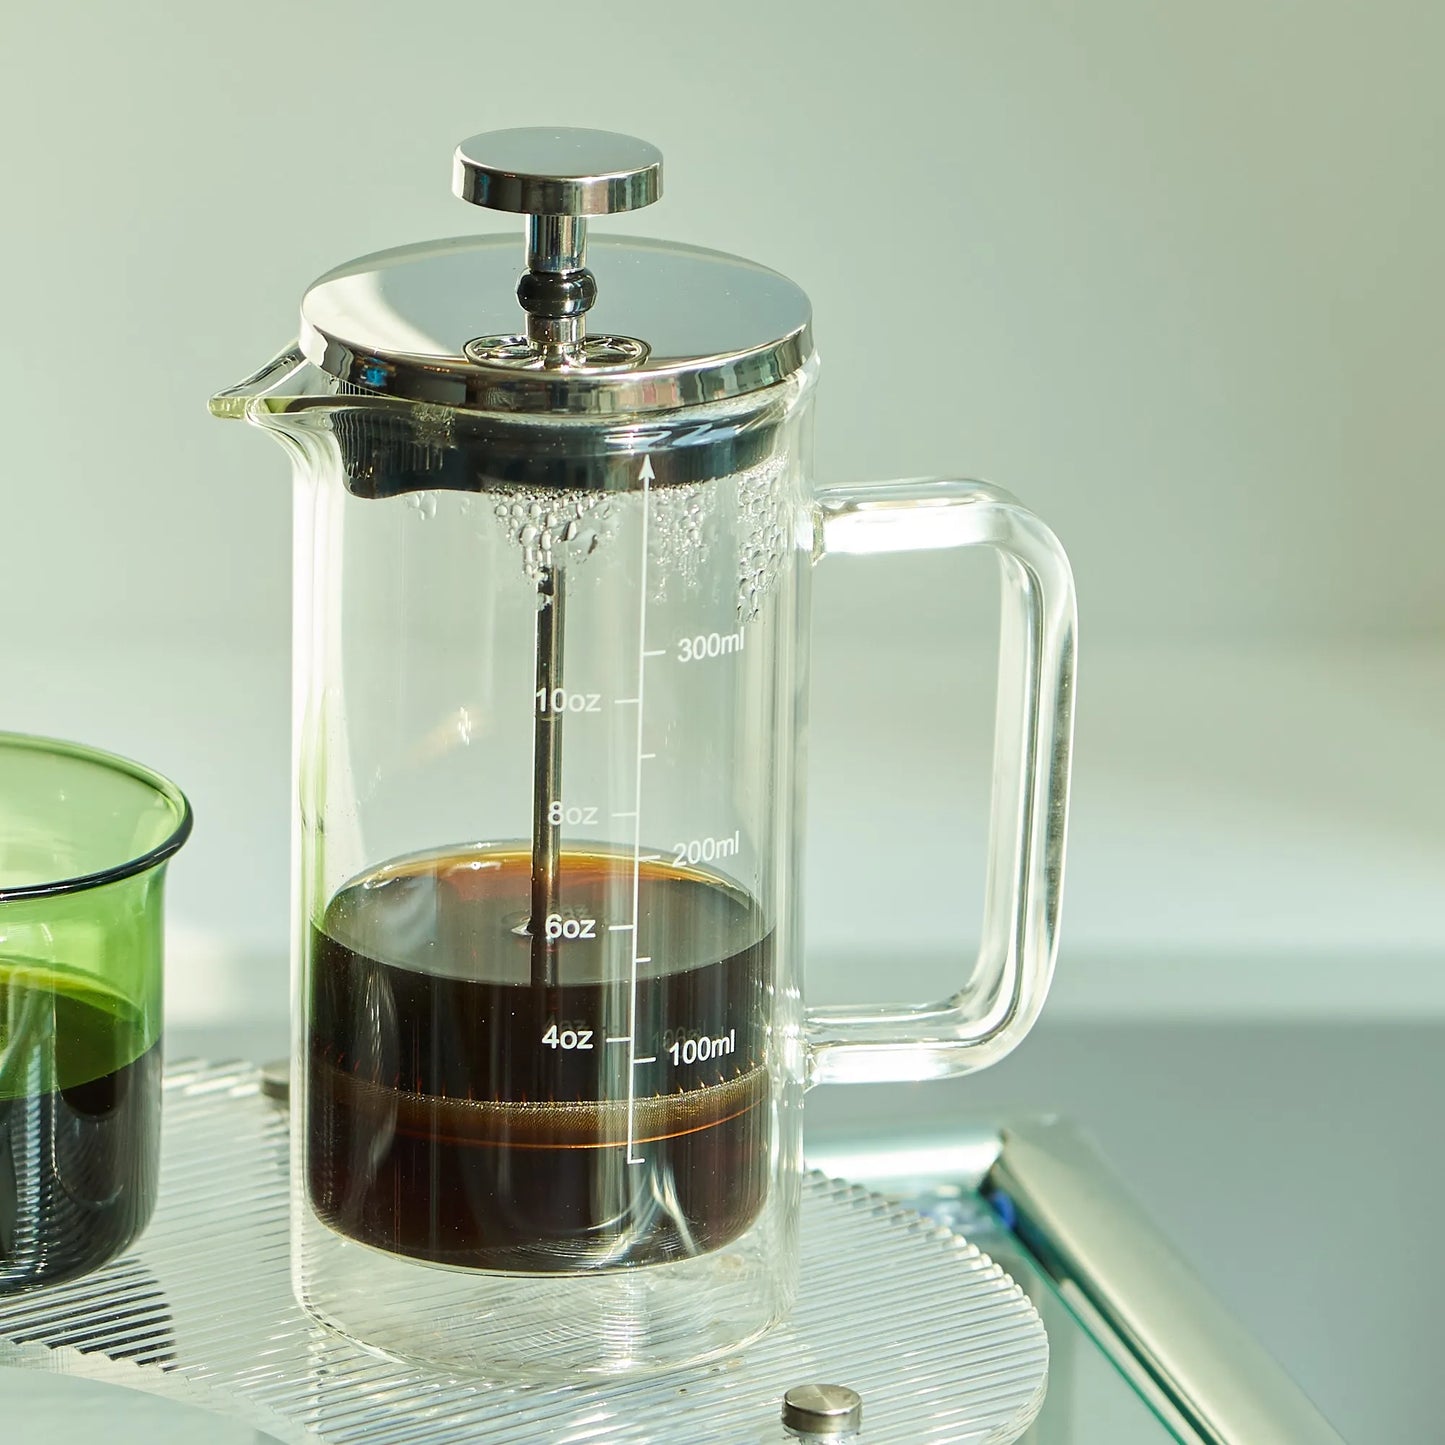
[[0, 967, 161, 1291]]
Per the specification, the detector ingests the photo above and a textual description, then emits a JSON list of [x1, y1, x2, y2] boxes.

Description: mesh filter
[[0, 1062, 1048, 1443]]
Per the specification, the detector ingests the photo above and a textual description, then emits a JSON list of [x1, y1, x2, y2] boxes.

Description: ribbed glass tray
[[0, 1062, 1047, 1443]]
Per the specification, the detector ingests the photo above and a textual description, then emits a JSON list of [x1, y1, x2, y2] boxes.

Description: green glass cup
[[0, 732, 191, 1291]]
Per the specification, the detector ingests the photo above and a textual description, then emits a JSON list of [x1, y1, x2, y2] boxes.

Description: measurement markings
[[607, 922, 635, 933], [626, 455, 655, 1165], [677, 628, 745, 663], [667, 1029, 736, 1066], [672, 830, 742, 866], [633, 1055, 657, 1065]]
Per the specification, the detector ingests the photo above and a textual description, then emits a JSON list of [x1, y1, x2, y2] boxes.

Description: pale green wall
[[3, 0, 1441, 651], [2, 2, 1440, 1017]]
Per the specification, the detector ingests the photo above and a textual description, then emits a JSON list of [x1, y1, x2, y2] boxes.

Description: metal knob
[[453, 127, 662, 217], [451, 127, 663, 365]]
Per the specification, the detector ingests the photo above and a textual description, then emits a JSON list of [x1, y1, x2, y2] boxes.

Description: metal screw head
[[781, 1383, 863, 1436]]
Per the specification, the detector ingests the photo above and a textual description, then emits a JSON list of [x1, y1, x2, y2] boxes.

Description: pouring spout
[[209, 344, 315, 420]]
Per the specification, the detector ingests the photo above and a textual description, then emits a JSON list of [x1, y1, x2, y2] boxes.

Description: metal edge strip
[[982, 1118, 1349, 1445]]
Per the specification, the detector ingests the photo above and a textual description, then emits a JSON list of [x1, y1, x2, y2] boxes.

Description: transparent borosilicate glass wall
[[270, 369, 817, 1375]]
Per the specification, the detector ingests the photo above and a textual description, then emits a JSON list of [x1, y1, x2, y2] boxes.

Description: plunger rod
[[530, 565, 565, 989]]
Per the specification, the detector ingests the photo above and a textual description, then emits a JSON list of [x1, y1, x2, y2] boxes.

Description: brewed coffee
[[0, 969, 160, 1290], [307, 847, 771, 1272]]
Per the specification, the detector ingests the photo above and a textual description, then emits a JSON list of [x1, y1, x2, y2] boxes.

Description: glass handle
[[806, 479, 1076, 1085]]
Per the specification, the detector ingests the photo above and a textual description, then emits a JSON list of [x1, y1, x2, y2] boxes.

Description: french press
[[213, 128, 1075, 1377]]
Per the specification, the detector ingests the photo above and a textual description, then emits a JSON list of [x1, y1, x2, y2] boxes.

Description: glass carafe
[[213, 129, 1076, 1377]]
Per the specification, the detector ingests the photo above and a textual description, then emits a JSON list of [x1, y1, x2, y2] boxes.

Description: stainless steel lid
[[298, 128, 814, 417]]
